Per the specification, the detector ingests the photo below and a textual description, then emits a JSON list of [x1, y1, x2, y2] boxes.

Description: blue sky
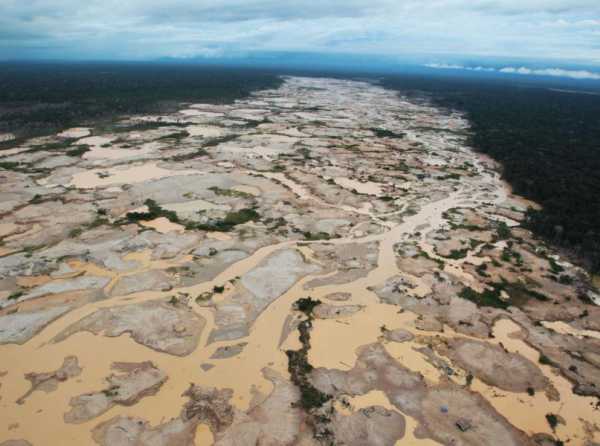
[[2, 0, 600, 69]]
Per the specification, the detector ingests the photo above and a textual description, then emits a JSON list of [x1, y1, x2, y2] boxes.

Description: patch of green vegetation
[[22, 244, 45, 258], [213, 285, 225, 293], [27, 195, 44, 206], [416, 250, 445, 269], [29, 138, 76, 152], [454, 223, 485, 231], [195, 292, 213, 303], [496, 221, 512, 240], [465, 373, 474, 386], [394, 160, 410, 173], [68, 227, 83, 238], [445, 248, 469, 260], [539, 354, 554, 366], [202, 134, 239, 148], [125, 199, 180, 224], [370, 128, 405, 139], [501, 246, 524, 267], [156, 130, 190, 141], [297, 147, 312, 159], [475, 262, 490, 277], [264, 217, 286, 230], [341, 143, 359, 152], [458, 285, 509, 309], [68, 216, 112, 238], [0, 161, 22, 171], [438, 173, 461, 181], [8, 291, 24, 300], [101, 386, 120, 398], [186, 208, 260, 232], [548, 257, 564, 274], [442, 209, 486, 232], [558, 274, 573, 285], [67, 144, 90, 156], [402, 207, 419, 217], [208, 186, 253, 199], [111, 121, 191, 133], [302, 231, 331, 241], [546, 413, 559, 430], [509, 282, 549, 303], [0, 136, 24, 151], [170, 147, 209, 161], [469, 239, 483, 249], [91, 216, 111, 228], [286, 297, 332, 414], [460, 279, 550, 309], [294, 297, 322, 317], [222, 208, 259, 226]]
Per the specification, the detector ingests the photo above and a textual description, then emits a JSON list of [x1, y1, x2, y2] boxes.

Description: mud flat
[[0, 76, 599, 445]]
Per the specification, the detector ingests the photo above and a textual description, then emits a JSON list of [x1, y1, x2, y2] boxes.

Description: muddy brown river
[[1, 76, 599, 446]]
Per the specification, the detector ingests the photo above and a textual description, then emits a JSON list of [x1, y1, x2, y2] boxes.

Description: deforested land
[[0, 66, 600, 446]]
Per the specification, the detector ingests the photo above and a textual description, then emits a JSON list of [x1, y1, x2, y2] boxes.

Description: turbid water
[[1, 76, 599, 446]]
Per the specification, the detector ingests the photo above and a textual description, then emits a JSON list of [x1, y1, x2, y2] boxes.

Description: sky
[[2, 0, 600, 70]]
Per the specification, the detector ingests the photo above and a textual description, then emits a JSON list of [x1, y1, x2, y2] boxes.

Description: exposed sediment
[[1, 76, 599, 445]]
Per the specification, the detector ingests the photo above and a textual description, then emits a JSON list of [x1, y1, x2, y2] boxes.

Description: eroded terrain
[[1, 77, 600, 445]]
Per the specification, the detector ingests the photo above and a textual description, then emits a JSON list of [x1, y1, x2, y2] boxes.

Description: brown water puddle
[[68, 162, 202, 189], [541, 320, 600, 341], [307, 293, 440, 384], [140, 217, 185, 234]]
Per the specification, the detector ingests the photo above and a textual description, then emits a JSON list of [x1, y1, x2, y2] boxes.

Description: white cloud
[[1, 0, 600, 63], [425, 63, 495, 72], [426, 63, 600, 80], [499, 66, 600, 79]]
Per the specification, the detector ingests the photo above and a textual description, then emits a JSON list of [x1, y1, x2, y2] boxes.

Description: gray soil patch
[[65, 361, 167, 423], [17, 356, 82, 405], [53, 300, 205, 356]]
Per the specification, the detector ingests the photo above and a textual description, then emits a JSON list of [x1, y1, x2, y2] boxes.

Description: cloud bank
[[1, 0, 600, 64], [425, 63, 600, 80]]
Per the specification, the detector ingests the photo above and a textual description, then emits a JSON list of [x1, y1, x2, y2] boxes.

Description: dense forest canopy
[[382, 74, 600, 273], [0, 62, 282, 138]]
